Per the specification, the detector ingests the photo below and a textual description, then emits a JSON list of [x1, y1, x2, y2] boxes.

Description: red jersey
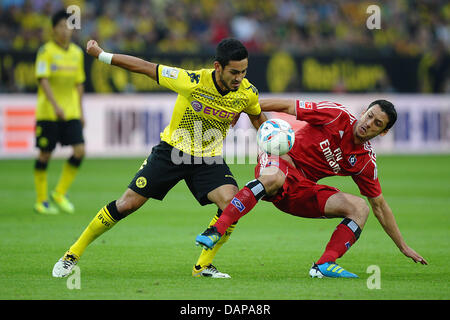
[[287, 100, 382, 198]]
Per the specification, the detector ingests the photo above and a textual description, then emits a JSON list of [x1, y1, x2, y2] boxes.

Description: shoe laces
[[62, 254, 77, 269], [202, 226, 218, 236], [205, 264, 219, 273]]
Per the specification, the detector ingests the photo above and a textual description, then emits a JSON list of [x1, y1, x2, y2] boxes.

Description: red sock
[[214, 187, 258, 235], [316, 222, 359, 265]]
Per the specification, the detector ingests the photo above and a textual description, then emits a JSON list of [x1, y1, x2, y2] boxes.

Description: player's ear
[[213, 61, 222, 73]]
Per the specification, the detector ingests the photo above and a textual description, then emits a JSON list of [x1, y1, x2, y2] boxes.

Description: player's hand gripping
[[86, 40, 103, 58]]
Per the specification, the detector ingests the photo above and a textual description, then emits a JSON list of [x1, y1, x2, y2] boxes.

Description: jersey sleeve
[[352, 160, 382, 198], [35, 45, 51, 79], [243, 85, 261, 116], [156, 64, 197, 97], [295, 100, 351, 126], [76, 48, 86, 84]]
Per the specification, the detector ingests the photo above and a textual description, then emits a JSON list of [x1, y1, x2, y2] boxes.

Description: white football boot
[[192, 264, 231, 278], [52, 251, 79, 278]]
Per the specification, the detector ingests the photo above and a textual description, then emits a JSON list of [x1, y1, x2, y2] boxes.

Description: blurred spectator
[[0, 0, 447, 56]]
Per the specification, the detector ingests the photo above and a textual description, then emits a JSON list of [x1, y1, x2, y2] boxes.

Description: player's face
[[53, 19, 73, 46], [216, 59, 248, 92], [354, 105, 390, 142]]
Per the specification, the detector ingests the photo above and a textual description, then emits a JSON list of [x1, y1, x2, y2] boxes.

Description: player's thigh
[[186, 158, 238, 206], [259, 159, 340, 219], [323, 192, 369, 228], [128, 142, 186, 201], [35, 120, 58, 152], [60, 119, 84, 147]]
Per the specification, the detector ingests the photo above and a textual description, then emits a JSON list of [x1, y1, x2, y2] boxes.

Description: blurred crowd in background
[[1, 0, 449, 56]]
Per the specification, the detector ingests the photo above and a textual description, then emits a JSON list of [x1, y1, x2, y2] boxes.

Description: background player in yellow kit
[[52, 37, 267, 278], [34, 10, 85, 215]]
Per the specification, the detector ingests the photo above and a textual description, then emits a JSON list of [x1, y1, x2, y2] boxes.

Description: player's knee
[[218, 193, 236, 209], [347, 197, 369, 227], [115, 198, 138, 217], [259, 167, 285, 195], [115, 192, 146, 217], [209, 185, 239, 210], [38, 151, 52, 163], [72, 144, 85, 159]]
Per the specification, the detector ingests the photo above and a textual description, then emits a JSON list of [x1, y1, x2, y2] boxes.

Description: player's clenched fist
[[86, 40, 102, 58]]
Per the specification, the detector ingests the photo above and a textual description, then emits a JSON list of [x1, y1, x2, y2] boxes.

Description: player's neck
[[212, 71, 230, 95], [54, 38, 70, 50]]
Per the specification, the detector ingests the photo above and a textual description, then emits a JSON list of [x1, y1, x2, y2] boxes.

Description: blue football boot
[[309, 262, 359, 278], [195, 226, 221, 250]]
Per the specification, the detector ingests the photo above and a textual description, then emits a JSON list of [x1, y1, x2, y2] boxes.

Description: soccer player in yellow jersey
[[34, 10, 85, 215], [52, 38, 267, 278]]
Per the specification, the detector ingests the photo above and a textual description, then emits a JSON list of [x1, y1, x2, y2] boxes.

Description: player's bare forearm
[[260, 98, 296, 115], [39, 78, 65, 120], [368, 195, 428, 264], [248, 112, 268, 129], [369, 195, 406, 249], [77, 83, 85, 125], [39, 78, 58, 107], [86, 40, 157, 80]]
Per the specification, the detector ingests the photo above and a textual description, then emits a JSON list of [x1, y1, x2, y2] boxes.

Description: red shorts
[[254, 154, 339, 218]]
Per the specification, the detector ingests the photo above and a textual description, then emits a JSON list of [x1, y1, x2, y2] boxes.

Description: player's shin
[[316, 218, 362, 265], [34, 159, 48, 203], [54, 155, 83, 196], [69, 201, 122, 258], [213, 179, 266, 235]]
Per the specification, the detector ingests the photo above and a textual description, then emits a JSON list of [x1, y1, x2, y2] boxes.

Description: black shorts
[[35, 120, 84, 152], [128, 141, 238, 205]]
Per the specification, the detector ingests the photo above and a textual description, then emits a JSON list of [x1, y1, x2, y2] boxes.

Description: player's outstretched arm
[[260, 98, 296, 115], [368, 194, 428, 265], [86, 40, 157, 80]]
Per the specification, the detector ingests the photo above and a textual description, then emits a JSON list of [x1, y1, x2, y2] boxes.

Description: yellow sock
[[34, 169, 48, 203], [55, 161, 79, 196], [69, 206, 118, 258], [195, 214, 237, 268]]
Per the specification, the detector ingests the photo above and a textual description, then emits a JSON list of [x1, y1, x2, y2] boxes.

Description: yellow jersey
[[157, 65, 261, 157], [35, 41, 85, 121]]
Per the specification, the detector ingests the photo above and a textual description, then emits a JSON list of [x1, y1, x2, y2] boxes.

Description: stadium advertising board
[[0, 94, 448, 158]]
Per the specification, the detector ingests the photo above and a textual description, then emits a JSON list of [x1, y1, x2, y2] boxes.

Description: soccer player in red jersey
[[196, 98, 428, 278]]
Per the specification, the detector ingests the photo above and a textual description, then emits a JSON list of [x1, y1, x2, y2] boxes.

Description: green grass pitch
[[0, 155, 449, 300]]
